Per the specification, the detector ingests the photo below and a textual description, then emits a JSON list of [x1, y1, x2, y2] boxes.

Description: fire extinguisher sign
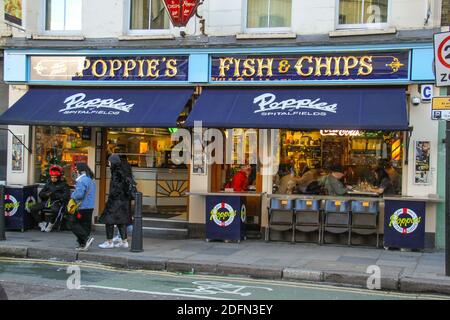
[[434, 31, 450, 87]]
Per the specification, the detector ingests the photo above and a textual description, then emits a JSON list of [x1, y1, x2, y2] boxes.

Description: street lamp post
[[446, 121, 450, 276]]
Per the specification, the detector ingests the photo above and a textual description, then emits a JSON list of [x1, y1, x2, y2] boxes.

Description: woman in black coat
[[98, 154, 132, 249]]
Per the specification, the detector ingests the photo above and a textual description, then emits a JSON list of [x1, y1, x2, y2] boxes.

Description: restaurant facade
[[1, 39, 445, 248]]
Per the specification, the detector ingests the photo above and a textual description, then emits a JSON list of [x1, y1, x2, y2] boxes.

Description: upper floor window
[[129, 0, 170, 31], [246, 0, 292, 30], [45, 0, 82, 31], [338, 0, 388, 28]]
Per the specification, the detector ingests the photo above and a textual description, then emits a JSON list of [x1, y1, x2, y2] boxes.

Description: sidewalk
[[1, 230, 450, 296]]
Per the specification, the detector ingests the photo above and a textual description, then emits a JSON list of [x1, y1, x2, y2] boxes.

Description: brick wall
[[443, 0, 450, 26]]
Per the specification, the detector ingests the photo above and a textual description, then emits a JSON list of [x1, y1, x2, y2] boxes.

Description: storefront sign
[[211, 52, 409, 82], [4, 0, 22, 28], [30, 56, 189, 82], [210, 202, 236, 227], [384, 200, 426, 249], [163, 0, 200, 27], [414, 141, 431, 185], [431, 96, 450, 120]]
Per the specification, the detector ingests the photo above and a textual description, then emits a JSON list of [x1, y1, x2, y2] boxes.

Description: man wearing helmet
[[30, 165, 71, 232]]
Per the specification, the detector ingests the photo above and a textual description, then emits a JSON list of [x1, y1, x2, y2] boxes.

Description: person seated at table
[[319, 165, 351, 196], [297, 168, 324, 193], [231, 165, 252, 192], [30, 165, 71, 232], [368, 167, 395, 195]]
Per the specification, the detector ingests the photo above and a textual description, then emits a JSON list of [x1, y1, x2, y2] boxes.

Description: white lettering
[[59, 93, 134, 113], [253, 93, 337, 114]]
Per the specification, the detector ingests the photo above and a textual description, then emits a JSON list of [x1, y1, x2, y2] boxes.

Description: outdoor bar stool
[[321, 199, 351, 245], [293, 199, 321, 244], [350, 200, 380, 247], [265, 198, 294, 243]]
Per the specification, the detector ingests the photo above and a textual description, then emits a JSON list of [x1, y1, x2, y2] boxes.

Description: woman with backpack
[[70, 163, 96, 251], [98, 154, 134, 249]]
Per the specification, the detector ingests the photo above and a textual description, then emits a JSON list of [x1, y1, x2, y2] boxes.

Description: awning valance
[[185, 87, 408, 130], [0, 87, 193, 127]]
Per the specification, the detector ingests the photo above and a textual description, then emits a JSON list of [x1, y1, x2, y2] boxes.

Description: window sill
[[236, 32, 296, 40], [32, 34, 85, 41], [329, 27, 397, 37], [118, 34, 175, 41]]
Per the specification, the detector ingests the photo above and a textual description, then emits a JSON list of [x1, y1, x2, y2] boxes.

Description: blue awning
[[185, 87, 408, 130], [0, 87, 193, 127]]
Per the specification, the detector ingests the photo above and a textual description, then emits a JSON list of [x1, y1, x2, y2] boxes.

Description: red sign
[[163, 0, 200, 27]]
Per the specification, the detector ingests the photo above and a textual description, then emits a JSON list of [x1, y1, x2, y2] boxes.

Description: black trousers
[[105, 224, 127, 241], [30, 202, 60, 225], [70, 209, 93, 246]]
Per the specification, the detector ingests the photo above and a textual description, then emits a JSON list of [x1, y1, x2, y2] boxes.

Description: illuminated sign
[[30, 56, 189, 82], [211, 52, 409, 82], [320, 130, 362, 137]]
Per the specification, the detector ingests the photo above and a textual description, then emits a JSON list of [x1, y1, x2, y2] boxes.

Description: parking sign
[[434, 32, 450, 86]]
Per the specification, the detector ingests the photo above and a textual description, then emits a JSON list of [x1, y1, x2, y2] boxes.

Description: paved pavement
[[1, 230, 450, 295]]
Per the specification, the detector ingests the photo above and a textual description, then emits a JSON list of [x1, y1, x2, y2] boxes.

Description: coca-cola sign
[[163, 0, 200, 27]]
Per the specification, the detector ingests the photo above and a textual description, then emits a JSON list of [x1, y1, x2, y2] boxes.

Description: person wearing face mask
[[70, 162, 96, 251], [98, 154, 133, 249], [30, 165, 70, 232]]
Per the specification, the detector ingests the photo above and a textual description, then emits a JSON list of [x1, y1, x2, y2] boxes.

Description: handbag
[[67, 179, 93, 215], [67, 198, 79, 215]]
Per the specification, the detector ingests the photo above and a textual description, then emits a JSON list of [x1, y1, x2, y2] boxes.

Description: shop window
[[337, 0, 388, 29], [34, 127, 90, 186], [106, 128, 186, 169], [45, 0, 82, 31], [210, 129, 260, 193], [275, 130, 403, 195], [246, 0, 292, 31], [129, 0, 170, 31]]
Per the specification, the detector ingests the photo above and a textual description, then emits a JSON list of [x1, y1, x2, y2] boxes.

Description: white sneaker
[[112, 235, 122, 243], [44, 223, 54, 233], [114, 240, 129, 249], [98, 241, 114, 249], [38, 222, 47, 232], [79, 236, 95, 251]]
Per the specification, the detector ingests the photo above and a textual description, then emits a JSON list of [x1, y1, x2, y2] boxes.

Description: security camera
[[411, 97, 421, 106]]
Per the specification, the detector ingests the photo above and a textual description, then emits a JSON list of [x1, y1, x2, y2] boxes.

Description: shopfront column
[[7, 85, 29, 185]]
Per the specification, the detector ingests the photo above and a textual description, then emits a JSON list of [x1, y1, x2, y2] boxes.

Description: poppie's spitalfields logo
[[59, 93, 134, 115], [253, 93, 338, 117]]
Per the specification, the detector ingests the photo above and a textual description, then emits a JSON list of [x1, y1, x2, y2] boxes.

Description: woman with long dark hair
[[70, 162, 96, 251], [98, 154, 133, 249], [369, 167, 395, 195]]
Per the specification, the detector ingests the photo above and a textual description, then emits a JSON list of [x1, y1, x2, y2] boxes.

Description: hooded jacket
[[99, 155, 132, 225]]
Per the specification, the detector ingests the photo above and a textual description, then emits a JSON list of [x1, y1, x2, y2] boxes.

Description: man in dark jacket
[[31, 165, 71, 232]]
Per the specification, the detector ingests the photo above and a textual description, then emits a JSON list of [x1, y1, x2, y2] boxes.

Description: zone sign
[[434, 32, 450, 87]]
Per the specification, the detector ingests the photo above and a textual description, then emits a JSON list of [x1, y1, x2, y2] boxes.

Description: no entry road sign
[[434, 31, 450, 87]]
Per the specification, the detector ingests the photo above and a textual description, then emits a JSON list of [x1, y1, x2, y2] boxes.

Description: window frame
[[335, 0, 391, 30], [243, 0, 293, 34], [41, 0, 83, 35], [126, 0, 172, 35]]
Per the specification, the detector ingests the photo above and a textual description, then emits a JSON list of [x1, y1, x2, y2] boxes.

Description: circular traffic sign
[[437, 35, 450, 69]]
